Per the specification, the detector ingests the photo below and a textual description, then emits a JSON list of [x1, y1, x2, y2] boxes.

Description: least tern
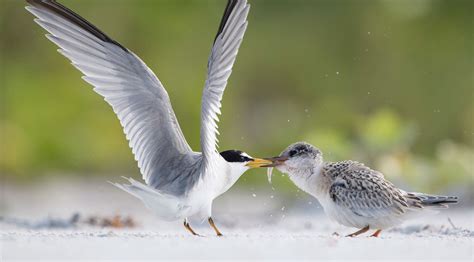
[[266, 142, 458, 237], [26, 0, 270, 236]]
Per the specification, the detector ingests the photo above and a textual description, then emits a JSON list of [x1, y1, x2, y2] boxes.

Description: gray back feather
[[325, 161, 411, 218]]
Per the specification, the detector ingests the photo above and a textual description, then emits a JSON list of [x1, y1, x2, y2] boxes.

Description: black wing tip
[[26, 0, 128, 52], [25, 0, 44, 5], [214, 0, 240, 43]]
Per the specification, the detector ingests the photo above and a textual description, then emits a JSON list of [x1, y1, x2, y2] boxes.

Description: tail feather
[[110, 177, 164, 199], [406, 192, 459, 209], [109, 177, 185, 221]]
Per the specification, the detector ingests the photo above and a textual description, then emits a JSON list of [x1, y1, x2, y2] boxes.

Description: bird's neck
[[288, 163, 326, 199], [227, 162, 248, 182], [208, 159, 246, 197]]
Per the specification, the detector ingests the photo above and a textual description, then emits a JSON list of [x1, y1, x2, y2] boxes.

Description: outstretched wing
[[25, 0, 194, 189], [326, 161, 411, 218], [200, 0, 250, 174]]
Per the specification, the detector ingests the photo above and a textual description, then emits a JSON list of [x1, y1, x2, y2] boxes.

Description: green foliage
[[0, 0, 472, 192], [359, 109, 413, 152]]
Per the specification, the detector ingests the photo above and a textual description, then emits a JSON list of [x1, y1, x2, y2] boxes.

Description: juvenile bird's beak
[[262, 156, 289, 167], [245, 158, 274, 168]]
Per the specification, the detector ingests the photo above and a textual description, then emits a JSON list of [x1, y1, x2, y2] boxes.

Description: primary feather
[[25, 0, 194, 195], [201, 0, 250, 176]]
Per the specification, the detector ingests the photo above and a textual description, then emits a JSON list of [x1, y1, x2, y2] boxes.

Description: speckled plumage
[[325, 160, 411, 217], [271, 142, 458, 236]]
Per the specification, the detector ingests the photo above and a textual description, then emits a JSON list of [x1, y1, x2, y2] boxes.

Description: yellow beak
[[245, 158, 274, 168]]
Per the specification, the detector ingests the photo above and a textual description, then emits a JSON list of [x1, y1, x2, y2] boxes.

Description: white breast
[[181, 158, 239, 219]]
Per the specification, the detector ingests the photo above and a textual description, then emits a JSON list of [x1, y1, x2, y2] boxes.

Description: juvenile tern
[[26, 0, 270, 236], [266, 142, 458, 237]]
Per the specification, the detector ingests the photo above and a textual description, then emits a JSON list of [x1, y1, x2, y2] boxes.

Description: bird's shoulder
[[323, 160, 384, 181], [323, 160, 391, 193]]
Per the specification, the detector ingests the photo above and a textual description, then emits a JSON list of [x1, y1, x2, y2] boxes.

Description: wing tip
[[25, 0, 128, 53], [214, 0, 240, 43], [25, 5, 34, 12]]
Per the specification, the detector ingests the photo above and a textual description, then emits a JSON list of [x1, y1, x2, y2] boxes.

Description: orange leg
[[208, 217, 223, 237], [183, 219, 201, 236], [370, 229, 382, 237], [346, 225, 370, 237]]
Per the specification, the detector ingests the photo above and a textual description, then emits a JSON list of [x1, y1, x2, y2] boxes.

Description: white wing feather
[[200, 0, 250, 174], [25, 3, 193, 188]]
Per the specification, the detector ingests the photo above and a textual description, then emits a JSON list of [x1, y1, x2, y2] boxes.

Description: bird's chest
[[192, 162, 235, 199], [318, 195, 340, 219], [209, 165, 238, 197], [182, 176, 216, 217], [289, 172, 343, 222], [289, 169, 329, 199]]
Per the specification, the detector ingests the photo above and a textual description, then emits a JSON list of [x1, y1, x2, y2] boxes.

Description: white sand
[[1, 178, 473, 261]]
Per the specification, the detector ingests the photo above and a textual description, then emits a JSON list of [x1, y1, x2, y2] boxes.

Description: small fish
[[267, 167, 274, 184]]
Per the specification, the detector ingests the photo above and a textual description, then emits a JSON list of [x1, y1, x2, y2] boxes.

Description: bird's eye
[[289, 150, 297, 157]]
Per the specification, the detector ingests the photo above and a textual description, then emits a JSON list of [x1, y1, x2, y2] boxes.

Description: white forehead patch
[[241, 152, 251, 158]]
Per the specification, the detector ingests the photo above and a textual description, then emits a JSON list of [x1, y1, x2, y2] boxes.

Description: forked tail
[[109, 177, 185, 221]]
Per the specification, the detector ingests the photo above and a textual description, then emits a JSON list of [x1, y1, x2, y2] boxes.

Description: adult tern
[[266, 142, 458, 237], [26, 0, 271, 236]]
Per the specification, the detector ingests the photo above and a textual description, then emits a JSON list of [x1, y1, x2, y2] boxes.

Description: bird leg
[[370, 229, 382, 237], [183, 219, 201, 236], [346, 225, 370, 237], [208, 217, 223, 237]]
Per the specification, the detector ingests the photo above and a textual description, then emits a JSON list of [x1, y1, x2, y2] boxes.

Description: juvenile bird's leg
[[370, 229, 382, 237], [183, 219, 201, 236], [346, 225, 370, 237], [208, 217, 223, 236]]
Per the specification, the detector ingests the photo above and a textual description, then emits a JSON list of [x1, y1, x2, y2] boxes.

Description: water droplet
[[367, 31, 371, 35], [367, 91, 371, 95], [287, 119, 290, 123], [281, 206, 285, 211], [252, 193, 257, 198], [336, 71, 339, 75]]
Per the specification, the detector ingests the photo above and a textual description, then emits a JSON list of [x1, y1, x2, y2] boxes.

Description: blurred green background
[[0, 0, 472, 195]]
